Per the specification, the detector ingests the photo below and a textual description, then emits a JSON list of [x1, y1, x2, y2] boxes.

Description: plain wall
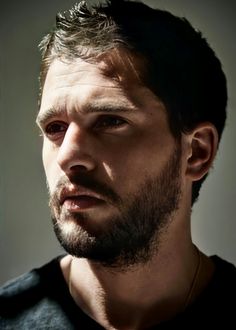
[[1, 0, 235, 285]]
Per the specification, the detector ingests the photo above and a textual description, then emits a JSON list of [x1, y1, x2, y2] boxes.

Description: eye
[[94, 115, 127, 130], [45, 121, 68, 140]]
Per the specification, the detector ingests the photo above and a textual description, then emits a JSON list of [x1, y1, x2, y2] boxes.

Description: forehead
[[40, 59, 132, 114], [43, 48, 145, 89], [43, 58, 118, 90], [40, 49, 158, 113]]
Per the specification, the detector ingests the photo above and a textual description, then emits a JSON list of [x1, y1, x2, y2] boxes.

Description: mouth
[[63, 195, 105, 211], [59, 187, 106, 211]]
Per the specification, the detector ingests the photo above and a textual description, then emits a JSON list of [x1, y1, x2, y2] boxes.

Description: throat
[[62, 250, 215, 329]]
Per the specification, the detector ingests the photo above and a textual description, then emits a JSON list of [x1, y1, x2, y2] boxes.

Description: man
[[1, 0, 235, 328]]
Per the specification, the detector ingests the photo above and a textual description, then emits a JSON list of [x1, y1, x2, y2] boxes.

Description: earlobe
[[185, 123, 219, 181]]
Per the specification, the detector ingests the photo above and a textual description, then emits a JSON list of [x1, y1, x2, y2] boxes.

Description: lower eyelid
[[45, 122, 68, 134]]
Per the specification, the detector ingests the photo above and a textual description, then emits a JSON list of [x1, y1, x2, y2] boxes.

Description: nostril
[[70, 164, 88, 172]]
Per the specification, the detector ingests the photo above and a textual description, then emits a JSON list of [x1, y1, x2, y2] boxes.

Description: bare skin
[[38, 51, 218, 329], [60, 221, 215, 329]]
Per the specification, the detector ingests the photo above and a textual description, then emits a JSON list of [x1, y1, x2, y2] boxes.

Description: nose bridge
[[57, 122, 95, 172]]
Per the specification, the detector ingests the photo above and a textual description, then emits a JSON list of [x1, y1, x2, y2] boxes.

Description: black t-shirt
[[0, 255, 236, 329]]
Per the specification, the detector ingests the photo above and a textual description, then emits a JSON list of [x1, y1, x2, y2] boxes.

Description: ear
[[185, 123, 219, 181]]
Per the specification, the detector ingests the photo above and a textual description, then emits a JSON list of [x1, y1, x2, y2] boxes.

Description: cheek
[[101, 139, 172, 194], [42, 143, 60, 191]]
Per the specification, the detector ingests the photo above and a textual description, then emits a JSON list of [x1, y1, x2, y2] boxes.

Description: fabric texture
[[0, 255, 235, 329]]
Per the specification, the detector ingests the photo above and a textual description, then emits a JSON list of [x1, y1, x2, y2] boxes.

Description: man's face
[[37, 54, 183, 268]]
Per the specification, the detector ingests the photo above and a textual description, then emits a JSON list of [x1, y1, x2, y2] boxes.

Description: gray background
[[1, 0, 235, 285]]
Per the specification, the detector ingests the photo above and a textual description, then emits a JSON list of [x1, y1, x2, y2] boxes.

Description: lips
[[59, 187, 105, 211], [63, 195, 104, 210]]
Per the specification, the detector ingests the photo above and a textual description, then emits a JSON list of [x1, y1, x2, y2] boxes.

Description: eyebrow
[[36, 107, 65, 128], [36, 102, 136, 128]]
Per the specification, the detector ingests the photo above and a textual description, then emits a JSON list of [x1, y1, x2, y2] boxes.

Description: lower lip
[[63, 196, 104, 211]]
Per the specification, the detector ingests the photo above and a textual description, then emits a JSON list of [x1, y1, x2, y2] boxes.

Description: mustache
[[49, 173, 121, 205]]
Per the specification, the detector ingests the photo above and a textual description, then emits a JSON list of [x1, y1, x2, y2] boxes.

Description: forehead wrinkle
[[52, 83, 122, 90], [55, 69, 90, 78], [36, 97, 137, 127], [39, 56, 150, 126]]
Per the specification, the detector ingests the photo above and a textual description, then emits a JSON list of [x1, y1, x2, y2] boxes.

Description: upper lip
[[59, 186, 105, 205]]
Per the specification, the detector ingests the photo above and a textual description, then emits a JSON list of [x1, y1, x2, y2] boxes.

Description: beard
[[49, 146, 182, 270]]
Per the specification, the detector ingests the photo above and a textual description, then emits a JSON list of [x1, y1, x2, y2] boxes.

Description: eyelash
[[45, 121, 68, 138], [44, 116, 127, 140], [94, 115, 127, 129]]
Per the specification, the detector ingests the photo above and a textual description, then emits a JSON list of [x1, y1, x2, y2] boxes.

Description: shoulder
[[0, 255, 64, 304], [167, 256, 236, 328], [210, 255, 236, 288], [188, 255, 236, 325], [0, 255, 71, 328], [199, 255, 236, 306], [205, 255, 236, 305], [0, 255, 99, 329]]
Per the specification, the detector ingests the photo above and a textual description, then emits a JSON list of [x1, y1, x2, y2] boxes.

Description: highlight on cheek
[[102, 162, 114, 180]]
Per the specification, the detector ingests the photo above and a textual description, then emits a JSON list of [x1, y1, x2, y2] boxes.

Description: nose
[[56, 123, 96, 173]]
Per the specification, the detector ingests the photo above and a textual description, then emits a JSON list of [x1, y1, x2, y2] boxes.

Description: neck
[[61, 240, 214, 329]]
